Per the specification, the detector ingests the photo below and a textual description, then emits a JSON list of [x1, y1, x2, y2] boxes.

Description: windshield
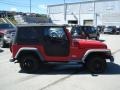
[[0, 24, 14, 30]]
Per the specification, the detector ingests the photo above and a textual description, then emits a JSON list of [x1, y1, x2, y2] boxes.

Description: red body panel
[[11, 26, 108, 62], [12, 44, 71, 62], [73, 39, 107, 49], [11, 38, 107, 62]]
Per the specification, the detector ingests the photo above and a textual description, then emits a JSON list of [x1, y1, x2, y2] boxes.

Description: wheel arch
[[15, 47, 44, 62], [81, 49, 111, 63]]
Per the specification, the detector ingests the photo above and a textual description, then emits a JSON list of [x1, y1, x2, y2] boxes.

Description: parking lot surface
[[0, 34, 120, 90]]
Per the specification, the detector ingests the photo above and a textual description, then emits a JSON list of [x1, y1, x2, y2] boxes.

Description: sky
[[0, 0, 89, 14]]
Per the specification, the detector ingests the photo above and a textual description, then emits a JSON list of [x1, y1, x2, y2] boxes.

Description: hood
[[73, 39, 107, 49]]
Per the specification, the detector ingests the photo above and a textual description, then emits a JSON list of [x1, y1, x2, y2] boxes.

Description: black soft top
[[16, 23, 66, 27]]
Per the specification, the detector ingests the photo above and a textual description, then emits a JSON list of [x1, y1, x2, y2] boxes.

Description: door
[[43, 27, 70, 57]]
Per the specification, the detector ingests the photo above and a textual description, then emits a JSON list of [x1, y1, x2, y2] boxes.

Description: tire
[[86, 56, 107, 73], [19, 55, 40, 73]]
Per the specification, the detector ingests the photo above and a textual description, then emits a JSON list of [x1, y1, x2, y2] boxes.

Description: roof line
[[16, 23, 66, 27], [47, 0, 119, 7]]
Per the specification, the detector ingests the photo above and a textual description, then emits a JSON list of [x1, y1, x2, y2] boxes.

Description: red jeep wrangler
[[10, 24, 114, 73]]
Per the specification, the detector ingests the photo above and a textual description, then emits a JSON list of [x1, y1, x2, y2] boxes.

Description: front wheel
[[86, 56, 107, 73], [19, 55, 40, 73]]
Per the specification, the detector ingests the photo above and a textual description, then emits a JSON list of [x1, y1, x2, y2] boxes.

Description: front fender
[[81, 49, 113, 62]]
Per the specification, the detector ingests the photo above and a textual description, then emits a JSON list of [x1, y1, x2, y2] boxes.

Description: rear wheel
[[19, 55, 40, 73], [86, 56, 107, 73]]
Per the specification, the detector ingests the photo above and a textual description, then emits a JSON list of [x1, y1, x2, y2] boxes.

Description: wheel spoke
[[19, 55, 40, 73], [86, 56, 106, 73]]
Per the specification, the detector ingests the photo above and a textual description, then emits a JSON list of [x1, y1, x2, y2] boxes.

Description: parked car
[[96, 25, 105, 33], [71, 26, 100, 40], [116, 27, 120, 34], [10, 24, 114, 74], [104, 26, 117, 34], [0, 23, 16, 48], [71, 26, 86, 39]]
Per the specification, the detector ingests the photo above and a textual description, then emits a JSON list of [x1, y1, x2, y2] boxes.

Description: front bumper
[[105, 51, 114, 62], [109, 56, 114, 63]]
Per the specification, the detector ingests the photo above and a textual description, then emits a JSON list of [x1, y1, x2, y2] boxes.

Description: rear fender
[[15, 47, 44, 62]]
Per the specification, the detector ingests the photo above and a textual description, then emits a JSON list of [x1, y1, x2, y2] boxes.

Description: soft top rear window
[[15, 26, 44, 44]]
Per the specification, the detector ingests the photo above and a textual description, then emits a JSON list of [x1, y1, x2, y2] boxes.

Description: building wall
[[48, 0, 120, 26], [49, 13, 65, 24]]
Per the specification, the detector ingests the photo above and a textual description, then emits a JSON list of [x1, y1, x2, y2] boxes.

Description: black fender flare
[[15, 47, 44, 62], [81, 49, 112, 63]]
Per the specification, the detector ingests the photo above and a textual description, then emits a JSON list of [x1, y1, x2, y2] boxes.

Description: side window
[[84, 27, 91, 33], [44, 27, 67, 40], [76, 27, 82, 35]]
